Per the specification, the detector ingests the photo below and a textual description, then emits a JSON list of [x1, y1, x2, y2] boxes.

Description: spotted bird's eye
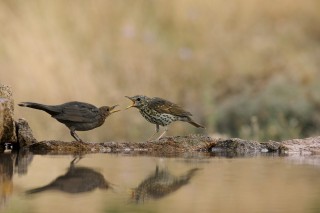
[[137, 98, 141, 101]]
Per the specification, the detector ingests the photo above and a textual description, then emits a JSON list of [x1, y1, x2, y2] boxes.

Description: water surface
[[1, 151, 320, 213]]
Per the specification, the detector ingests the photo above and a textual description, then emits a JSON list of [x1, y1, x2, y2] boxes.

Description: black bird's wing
[[148, 97, 192, 117], [52, 102, 100, 123]]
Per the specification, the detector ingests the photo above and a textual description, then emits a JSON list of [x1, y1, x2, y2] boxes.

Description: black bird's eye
[[107, 108, 109, 111], [137, 98, 141, 101]]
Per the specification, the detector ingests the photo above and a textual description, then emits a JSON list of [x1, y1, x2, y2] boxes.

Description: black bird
[[26, 157, 109, 194], [18, 101, 119, 142], [125, 95, 204, 140], [132, 166, 199, 203]]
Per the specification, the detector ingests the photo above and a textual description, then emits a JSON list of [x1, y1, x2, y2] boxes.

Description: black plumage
[[19, 101, 119, 142]]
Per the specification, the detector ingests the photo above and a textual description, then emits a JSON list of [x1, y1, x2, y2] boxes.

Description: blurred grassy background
[[0, 0, 320, 142]]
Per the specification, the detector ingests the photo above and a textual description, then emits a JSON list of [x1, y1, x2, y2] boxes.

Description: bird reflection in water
[[132, 166, 199, 203], [26, 157, 109, 195]]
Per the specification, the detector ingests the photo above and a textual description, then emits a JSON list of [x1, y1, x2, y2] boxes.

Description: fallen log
[[28, 134, 289, 155]]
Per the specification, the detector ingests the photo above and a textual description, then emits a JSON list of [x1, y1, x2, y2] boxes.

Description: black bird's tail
[[25, 185, 54, 195], [18, 102, 60, 115]]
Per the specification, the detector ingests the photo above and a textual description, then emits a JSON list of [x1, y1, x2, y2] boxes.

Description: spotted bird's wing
[[53, 102, 100, 123], [148, 97, 192, 117]]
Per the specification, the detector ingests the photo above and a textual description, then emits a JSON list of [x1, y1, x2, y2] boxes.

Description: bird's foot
[[147, 134, 157, 142], [77, 140, 87, 145], [156, 130, 168, 141]]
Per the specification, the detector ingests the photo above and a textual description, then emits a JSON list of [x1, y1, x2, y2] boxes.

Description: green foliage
[[215, 75, 320, 140]]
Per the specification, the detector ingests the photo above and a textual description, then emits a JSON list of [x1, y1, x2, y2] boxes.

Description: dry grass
[[0, 0, 319, 141]]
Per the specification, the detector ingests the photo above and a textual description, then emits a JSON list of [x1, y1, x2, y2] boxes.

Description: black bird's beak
[[109, 105, 120, 114], [125, 96, 135, 109]]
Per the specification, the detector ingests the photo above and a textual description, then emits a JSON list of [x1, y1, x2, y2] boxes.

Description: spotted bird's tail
[[187, 117, 205, 128]]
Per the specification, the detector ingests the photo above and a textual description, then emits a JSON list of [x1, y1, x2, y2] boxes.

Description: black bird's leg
[[70, 129, 83, 142], [69, 156, 83, 173], [71, 156, 82, 165]]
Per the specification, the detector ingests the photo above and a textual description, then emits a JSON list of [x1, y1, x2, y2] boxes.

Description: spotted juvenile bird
[[18, 101, 120, 142], [125, 95, 204, 140], [132, 166, 199, 203]]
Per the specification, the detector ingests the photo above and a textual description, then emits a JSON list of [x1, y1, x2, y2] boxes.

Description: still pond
[[1, 151, 320, 213]]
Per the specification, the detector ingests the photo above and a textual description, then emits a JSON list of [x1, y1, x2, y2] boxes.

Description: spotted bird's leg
[[147, 124, 160, 141], [157, 126, 168, 140]]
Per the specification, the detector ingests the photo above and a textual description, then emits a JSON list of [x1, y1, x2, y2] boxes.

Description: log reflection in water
[[0, 149, 33, 209]]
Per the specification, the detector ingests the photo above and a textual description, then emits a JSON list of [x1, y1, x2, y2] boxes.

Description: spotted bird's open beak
[[110, 105, 120, 113], [125, 96, 135, 109]]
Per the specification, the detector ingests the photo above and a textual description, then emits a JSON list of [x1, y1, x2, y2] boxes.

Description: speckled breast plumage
[[139, 106, 178, 126]]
